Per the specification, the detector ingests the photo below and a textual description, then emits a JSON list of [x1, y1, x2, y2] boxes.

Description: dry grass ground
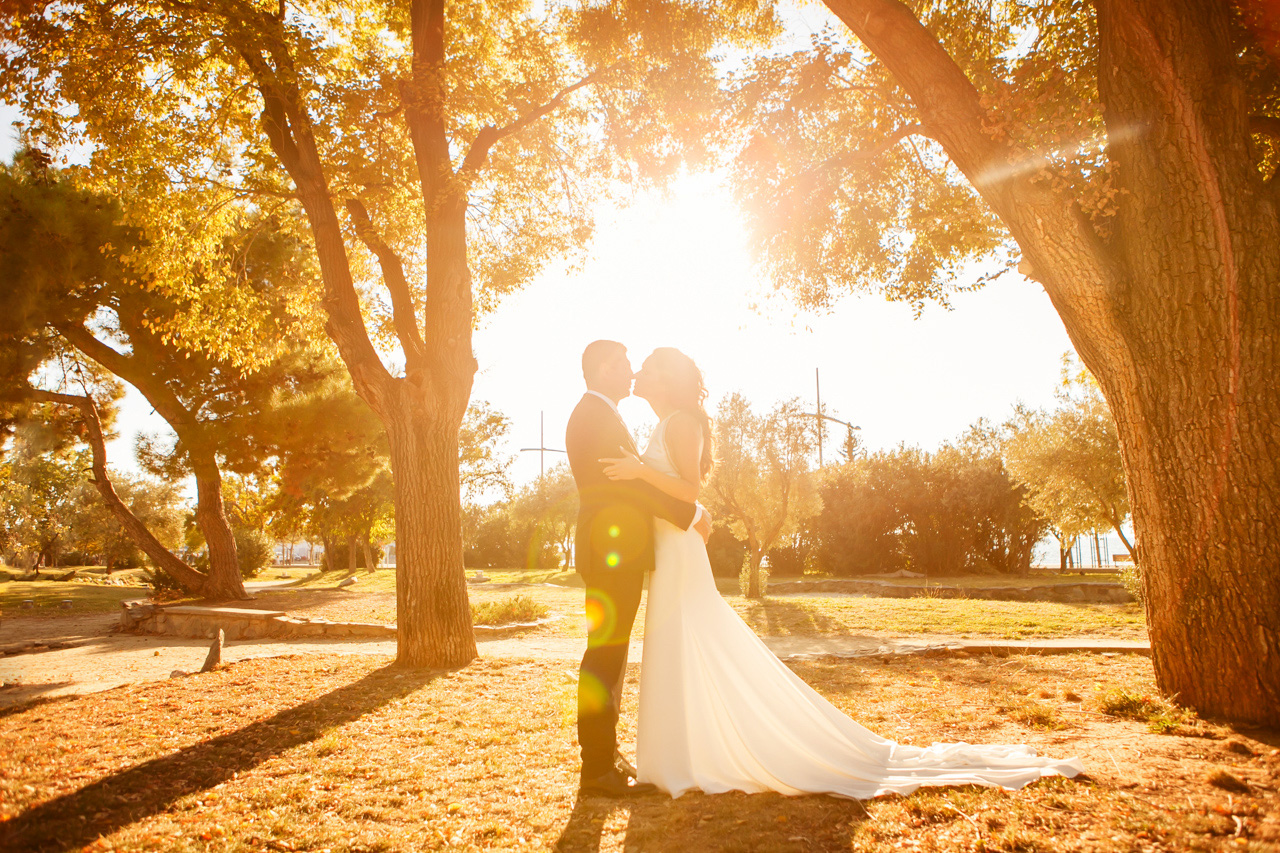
[[1, 651, 1275, 853], [731, 596, 1146, 640]]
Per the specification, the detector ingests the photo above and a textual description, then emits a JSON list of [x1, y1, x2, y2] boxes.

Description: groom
[[565, 340, 709, 797]]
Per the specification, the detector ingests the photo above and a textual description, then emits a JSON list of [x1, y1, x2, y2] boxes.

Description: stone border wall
[[120, 601, 395, 640]]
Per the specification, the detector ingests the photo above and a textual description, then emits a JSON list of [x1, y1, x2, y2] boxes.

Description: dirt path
[[0, 610, 1150, 710]]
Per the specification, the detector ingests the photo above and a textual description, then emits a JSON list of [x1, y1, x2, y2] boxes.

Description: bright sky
[[477, 170, 1078, 488]]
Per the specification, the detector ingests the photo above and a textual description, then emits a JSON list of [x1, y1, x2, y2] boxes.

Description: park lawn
[[0, 581, 151, 618], [244, 584, 1145, 641], [3, 573, 1145, 641], [479, 567, 582, 586], [245, 586, 581, 631], [862, 574, 1124, 589], [730, 595, 1149, 641], [286, 566, 400, 593], [1, 652, 1276, 852]]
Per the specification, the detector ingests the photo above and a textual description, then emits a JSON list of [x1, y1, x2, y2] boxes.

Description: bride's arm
[[601, 412, 702, 503]]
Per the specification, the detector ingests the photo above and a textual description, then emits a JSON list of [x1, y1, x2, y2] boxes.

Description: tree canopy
[[1005, 366, 1133, 560]]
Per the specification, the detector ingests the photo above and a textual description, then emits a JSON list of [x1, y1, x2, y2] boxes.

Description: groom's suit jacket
[[566, 393, 697, 579]]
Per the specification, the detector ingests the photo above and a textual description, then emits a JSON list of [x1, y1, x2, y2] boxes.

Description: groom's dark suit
[[566, 392, 697, 779]]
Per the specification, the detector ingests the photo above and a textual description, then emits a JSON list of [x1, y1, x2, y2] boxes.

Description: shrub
[[706, 526, 746, 578], [233, 528, 273, 579], [471, 595, 549, 626], [145, 566, 186, 596], [812, 443, 1046, 578], [1118, 562, 1144, 605]]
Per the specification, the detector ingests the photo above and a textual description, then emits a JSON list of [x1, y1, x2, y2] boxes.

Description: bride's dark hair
[[648, 347, 714, 481]]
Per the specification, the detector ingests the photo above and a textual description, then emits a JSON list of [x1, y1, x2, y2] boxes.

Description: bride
[[601, 347, 1083, 800]]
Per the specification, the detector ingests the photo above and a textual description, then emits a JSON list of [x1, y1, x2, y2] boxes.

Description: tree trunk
[[238, 0, 478, 668], [189, 452, 247, 601], [386, 395, 477, 669], [362, 538, 376, 572], [1074, 0, 1280, 725], [87, 453, 208, 596], [24, 389, 215, 594], [743, 546, 764, 600]]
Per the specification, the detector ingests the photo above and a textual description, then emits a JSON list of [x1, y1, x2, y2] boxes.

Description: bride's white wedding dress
[[635, 415, 1084, 799]]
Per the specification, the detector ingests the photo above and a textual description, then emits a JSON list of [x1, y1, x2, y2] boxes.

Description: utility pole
[[519, 410, 566, 482], [803, 368, 860, 467], [815, 368, 823, 468]]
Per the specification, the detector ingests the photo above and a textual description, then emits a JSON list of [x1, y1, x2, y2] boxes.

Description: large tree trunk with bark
[[386, 393, 477, 668], [1085, 0, 1280, 725], [825, 0, 1280, 725]]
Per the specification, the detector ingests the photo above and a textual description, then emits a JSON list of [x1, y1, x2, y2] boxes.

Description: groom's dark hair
[[582, 339, 626, 382]]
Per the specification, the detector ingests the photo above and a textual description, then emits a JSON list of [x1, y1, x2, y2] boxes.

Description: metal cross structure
[[519, 410, 566, 481], [802, 368, 860, 467]]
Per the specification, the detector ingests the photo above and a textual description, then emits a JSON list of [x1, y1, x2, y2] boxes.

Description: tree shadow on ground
[[0, 684, 75, 716], [741, 596, 866, 639], [554, 790, 866, 852], [0, 664, 445, 853]]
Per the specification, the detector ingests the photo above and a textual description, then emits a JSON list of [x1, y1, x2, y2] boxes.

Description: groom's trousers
[[577, 567, 644, 778]]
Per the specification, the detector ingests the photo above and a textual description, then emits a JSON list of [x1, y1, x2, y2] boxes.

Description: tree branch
[[344, 198, 427, 373], [54, 322, 197, 433], [459, 67, 612, 179], [224, 23, 395, 409], [786, 123, 926, 197], [822, 0, 1130, 381], [405, 0, 453, 213]]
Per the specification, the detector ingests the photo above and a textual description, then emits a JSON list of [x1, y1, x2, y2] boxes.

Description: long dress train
[[635, 415, 1084, 799]]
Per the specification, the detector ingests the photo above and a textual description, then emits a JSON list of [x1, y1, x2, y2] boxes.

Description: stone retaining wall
[[120, 601, 396, 640], [765, 579, 1134, 604]]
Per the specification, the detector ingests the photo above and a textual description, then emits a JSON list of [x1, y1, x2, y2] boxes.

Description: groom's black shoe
[[614, 751, 639, 780], [580, 768, 656, 798]]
